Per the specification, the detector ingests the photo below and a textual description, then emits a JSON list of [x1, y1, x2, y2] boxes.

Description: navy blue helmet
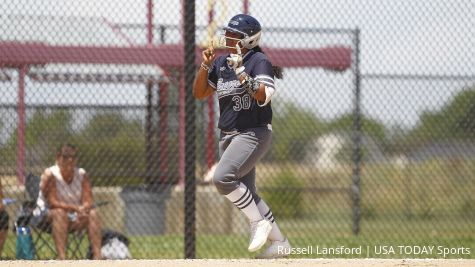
[[223, 14, 262, 49]]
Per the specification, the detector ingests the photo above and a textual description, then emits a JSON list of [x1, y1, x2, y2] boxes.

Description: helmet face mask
[[220, 14, 262, 50], [223, 31, 244, 49]]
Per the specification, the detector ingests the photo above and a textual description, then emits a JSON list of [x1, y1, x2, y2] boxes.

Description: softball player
[[193, 14, 291, 258]]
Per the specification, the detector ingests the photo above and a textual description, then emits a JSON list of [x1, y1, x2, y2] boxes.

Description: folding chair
[[17, 173, 88, 259]]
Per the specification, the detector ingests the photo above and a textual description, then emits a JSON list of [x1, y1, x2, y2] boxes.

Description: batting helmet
[[223, 14, 262, 49]]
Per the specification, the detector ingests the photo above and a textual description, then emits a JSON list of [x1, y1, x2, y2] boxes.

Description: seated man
[[36, 143, 102, 260]]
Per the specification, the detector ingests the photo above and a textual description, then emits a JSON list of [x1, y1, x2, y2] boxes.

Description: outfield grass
[[124, 214, 474, 259], [2, 159, 473, 260], [2, 214, 471, 260], [2, 216, 473, 260]]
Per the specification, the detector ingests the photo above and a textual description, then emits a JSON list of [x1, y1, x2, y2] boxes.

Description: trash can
[[120, 186, 171, 236]]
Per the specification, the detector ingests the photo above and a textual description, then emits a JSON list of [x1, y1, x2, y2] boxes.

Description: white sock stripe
[[225, 185, 263, 222], [263, 209, 274, 221], [267, 215, 274, 222], [264, 209, 272, 217], [236, 192, 253, 209], [238, 196, 254, 209], [235, 189, 251, 207], [233, 187, 249, 204]]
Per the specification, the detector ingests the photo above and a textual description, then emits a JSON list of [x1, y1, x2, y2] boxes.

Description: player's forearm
[[254, 86, 266, 102], [193, 68, 211, 99], [238, 73, 267, 103]]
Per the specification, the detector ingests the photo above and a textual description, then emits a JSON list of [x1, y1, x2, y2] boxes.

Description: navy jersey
[[208, 50, 275, 131]]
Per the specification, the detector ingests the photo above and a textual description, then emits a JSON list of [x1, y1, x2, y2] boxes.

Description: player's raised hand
[[202, 40, 216, 67]]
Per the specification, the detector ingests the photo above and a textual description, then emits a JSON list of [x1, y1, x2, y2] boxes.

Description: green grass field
[[2, 159, 474, 260], [2, 215, 473, 260], [130, 211, 474, 259], [133, 217, 475, 259]]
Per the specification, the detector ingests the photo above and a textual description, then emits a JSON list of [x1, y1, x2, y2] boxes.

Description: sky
[[1, 0, 475, 130]]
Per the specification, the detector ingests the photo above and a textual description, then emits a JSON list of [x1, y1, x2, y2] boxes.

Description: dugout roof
[[0, 14, 352, 72]]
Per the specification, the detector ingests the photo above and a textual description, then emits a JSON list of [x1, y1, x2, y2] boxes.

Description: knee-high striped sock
[[225, 183, 263, 222], [257, 199, 285, 241]]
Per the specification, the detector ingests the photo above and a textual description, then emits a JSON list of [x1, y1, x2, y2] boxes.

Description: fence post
[[351, 28, 362, 235], [16, 65, 27, 186], [183, 0, 196, 259], [145, 80, 154, 185]]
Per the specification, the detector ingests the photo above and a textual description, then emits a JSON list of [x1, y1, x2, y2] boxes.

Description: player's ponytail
[[252, 46, 284, 80]]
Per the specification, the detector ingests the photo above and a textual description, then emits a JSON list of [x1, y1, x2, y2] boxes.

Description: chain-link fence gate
[[0, 0, 474, 260]]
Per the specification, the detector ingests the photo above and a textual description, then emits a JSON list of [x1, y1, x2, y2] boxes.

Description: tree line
[[0, 88, 473, 184]]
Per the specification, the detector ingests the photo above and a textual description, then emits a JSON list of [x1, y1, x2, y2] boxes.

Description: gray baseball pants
[[212, 126, 272, 203]]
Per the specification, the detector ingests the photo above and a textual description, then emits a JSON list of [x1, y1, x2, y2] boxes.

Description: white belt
[[221, 129, 239, 135], [221, 124, 272, 135]]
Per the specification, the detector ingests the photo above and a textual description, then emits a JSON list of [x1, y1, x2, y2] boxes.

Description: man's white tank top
[[48, 165, 85, 206]]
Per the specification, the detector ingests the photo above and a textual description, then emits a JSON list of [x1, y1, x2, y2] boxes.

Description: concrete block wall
[[2, 184, 246, 236], [164, 185, 247, 235]]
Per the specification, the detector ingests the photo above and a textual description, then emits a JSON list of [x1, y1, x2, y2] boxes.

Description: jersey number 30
[[232, 95, 251, 111]]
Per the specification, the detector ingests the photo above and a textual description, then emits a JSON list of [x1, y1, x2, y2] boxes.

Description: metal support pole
[[145, 80, 154, 185], [147, 0, 154, 46], [243, 0, 249, 14], [183, 0, 196, 259], [178, 72, 185, 188], [158, 77, 169, 184], [351, 28, 362, 235], [16, 65, 27, 185]]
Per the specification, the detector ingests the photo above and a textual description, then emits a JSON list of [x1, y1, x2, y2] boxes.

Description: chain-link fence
[[0, 0, 474, 260]]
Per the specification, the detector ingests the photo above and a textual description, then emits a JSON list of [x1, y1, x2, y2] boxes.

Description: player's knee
[[0, 209, 10, 230], [212, 166, 238, 195], [211, 174, 227, 194]]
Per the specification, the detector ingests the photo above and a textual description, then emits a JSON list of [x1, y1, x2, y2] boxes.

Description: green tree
[[72, 112, 146, 186], [321, 114, 388, 162], [326, 114, 387, 144], [405, 88, 475, 147], [270, 103, 325, 161], [0, 109, 73, 167]]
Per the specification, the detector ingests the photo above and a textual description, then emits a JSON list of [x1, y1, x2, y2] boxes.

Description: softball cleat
[[256, 238, 291, 259], [248, 219, 272, 252]]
